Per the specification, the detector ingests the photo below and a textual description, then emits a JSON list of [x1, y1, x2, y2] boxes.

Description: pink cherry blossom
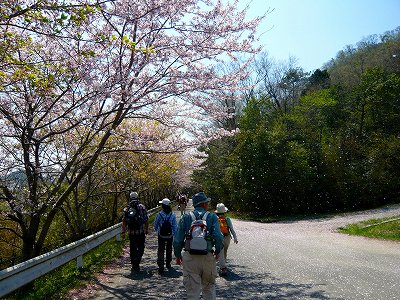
[[0, 0, 263, 262]]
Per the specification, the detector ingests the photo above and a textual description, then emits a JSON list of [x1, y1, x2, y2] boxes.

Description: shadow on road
[[85, 261, 339, 300], [217, 263, 343, 300], [89, 266, 185, 299]]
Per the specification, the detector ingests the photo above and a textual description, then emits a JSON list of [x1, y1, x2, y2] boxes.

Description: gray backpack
[[184, 211, 210, 255]]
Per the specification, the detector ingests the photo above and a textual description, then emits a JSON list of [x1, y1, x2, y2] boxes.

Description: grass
[[338, 215, 400, 241]]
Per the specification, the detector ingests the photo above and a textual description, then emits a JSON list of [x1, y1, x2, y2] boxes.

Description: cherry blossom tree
[[55, 118, 188, 243], [0, 0, 262, 262]]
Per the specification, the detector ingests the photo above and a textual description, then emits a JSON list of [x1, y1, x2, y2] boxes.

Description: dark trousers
[[157, 235, 173, 268], [129, 233, 145, 267]]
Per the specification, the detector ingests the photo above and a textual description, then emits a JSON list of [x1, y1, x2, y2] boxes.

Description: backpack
[[125, 202, 143, 230], [159, 213, 173, 238], [218, 215, 229, 236], [184, 211, 210, 255]]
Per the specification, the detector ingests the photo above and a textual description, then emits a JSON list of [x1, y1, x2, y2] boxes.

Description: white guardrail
[[0, 206, 160, 297]]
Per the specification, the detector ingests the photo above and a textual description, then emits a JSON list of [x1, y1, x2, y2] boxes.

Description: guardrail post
[[77, 255, 83, 268]]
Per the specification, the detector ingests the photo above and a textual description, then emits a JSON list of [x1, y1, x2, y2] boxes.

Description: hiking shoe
[[158, 267, 164, 274], [131, 265, 140, 272], [219, 267, 228, 276], [166, 263, 172, 269]]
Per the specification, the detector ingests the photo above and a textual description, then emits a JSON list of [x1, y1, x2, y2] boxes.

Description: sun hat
[[215, 203, 228, 213], [192, 192, 210, 207], [159, 198, 171, 206]]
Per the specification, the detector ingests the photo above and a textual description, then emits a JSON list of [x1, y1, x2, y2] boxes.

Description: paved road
[[69, 204, 400, 299], [228, 206, 400, 300]]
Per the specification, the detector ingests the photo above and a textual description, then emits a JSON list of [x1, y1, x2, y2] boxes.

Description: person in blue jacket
[[173, 192, 223, 300], [154, 198, 177, 274]]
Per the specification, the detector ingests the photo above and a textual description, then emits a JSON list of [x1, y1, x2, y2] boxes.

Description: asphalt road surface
[[69, 203, 400, 299]]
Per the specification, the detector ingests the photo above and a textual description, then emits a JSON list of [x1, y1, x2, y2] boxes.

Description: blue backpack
[[159, 213, 173, 238]]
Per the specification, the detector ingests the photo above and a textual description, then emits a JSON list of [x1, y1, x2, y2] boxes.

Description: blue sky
[[244, 0, 400, 72]]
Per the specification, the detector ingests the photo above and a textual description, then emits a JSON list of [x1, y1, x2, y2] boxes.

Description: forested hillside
[[193, 27, 400, 216]]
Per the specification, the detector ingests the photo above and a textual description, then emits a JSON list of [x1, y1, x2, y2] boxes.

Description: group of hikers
[[121, 191, 238, 300], [176, 192, 189, 215]]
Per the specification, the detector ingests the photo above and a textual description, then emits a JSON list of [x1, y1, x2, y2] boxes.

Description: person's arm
[[142, 206, 149, 235], [154, 213, 161, 233], [227, 217, 238, 243], [211, 214, 224, 256], [173, 216, 186, 262], [172, 213, 178, 236], [121, 217, 126, 239]]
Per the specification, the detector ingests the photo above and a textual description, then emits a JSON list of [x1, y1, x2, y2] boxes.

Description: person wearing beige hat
[[215, 203, 238, 276]]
